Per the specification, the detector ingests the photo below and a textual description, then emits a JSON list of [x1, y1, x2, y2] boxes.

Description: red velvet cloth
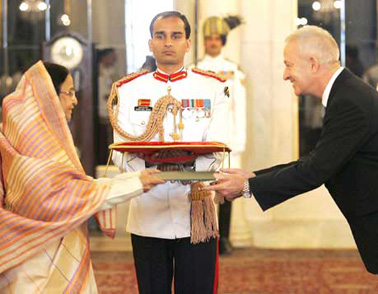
[[110, 141, 231, 164], [110, 141, 231, 154]]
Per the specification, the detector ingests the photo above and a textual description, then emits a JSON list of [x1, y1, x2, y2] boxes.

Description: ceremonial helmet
[[203, 16, 230, 38], [203, 16, 243, 45]]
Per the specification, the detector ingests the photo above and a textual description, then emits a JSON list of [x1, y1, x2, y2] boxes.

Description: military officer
[[193, 16, 247, 255], [110, 11, 229, 294]]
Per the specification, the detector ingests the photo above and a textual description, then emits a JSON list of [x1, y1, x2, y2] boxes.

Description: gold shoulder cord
[[108, 85, 182, 142], [106, 80, 183, 175], [191, 67, 227, 82]]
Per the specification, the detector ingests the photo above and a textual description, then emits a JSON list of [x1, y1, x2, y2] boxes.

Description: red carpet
[[92, 248, 378, 294]]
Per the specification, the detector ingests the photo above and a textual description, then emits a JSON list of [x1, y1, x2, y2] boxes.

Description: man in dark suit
[[204, 25, 378, 275]]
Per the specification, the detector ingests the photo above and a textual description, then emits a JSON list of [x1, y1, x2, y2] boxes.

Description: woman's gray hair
[[286, 25, 340, 66]]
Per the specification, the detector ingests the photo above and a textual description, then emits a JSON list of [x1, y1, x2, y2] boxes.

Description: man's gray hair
[[286, 25, 340, 66]]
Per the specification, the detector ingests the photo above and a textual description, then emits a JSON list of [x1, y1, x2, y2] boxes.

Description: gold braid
[[108, 84, 181, 142]]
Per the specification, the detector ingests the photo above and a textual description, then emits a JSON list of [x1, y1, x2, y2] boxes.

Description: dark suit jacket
[[250, 68, 378, 274]]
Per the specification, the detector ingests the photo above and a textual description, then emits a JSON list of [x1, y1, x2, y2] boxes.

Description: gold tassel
[[189, 182, 219, 244]]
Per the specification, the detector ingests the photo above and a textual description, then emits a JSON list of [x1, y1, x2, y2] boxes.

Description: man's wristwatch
[[242, 180, 251, 198]]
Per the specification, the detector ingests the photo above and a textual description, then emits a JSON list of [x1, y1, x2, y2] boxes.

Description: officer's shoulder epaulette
[[191, 67, 226, 82], [115, 70, 149, 88]]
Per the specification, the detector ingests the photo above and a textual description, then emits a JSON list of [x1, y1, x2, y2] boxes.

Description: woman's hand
[[139, 169, 165, 192]]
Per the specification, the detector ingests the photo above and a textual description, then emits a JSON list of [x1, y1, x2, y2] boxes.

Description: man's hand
[[220, 168, 256, 179], [139, 170, 165, 192], [203, 168, 256, 200]]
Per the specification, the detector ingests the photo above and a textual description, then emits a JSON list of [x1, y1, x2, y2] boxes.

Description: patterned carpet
[[92, 248, 378, 294]]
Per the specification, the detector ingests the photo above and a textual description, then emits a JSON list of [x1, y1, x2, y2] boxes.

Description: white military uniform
[[112, 67, 229, 239], [195, 54, 247, 162]]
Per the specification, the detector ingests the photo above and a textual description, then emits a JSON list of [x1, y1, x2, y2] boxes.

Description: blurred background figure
[[141, 55, 157, 72], [346, 44, 365, 78], [363, 63, 378, 89], [194, 15, 246, 255], [363, 45, 378, 90], [97, 48, 118, 164]]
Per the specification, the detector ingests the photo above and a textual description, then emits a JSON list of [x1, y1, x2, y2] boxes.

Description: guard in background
[[194, 15, 246, 255], [97, 48, 118, 164]]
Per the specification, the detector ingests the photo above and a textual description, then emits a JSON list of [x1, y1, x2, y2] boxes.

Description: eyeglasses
[[59, 90, 76, 97]]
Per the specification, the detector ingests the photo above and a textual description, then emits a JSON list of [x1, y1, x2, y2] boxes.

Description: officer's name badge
[[181, 99, 211, 119], [135, 99, 152, 112]]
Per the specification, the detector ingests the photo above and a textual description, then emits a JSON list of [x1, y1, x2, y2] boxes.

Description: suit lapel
[[327, 68, 354, 107]]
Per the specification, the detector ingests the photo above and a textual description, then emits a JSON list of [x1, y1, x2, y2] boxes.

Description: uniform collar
[[153, 67, 188, 83]]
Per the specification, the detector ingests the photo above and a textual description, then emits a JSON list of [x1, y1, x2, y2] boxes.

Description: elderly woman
[[0, 61, 164, 293]]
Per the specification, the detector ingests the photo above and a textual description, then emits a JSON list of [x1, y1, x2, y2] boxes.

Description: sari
[[0, 61, 117, 293]]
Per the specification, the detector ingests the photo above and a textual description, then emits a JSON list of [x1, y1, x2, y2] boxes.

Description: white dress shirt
[[322, 67, 344, 107]]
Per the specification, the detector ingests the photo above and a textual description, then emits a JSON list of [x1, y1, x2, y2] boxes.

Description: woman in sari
[[0, 61, 164, 294]]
